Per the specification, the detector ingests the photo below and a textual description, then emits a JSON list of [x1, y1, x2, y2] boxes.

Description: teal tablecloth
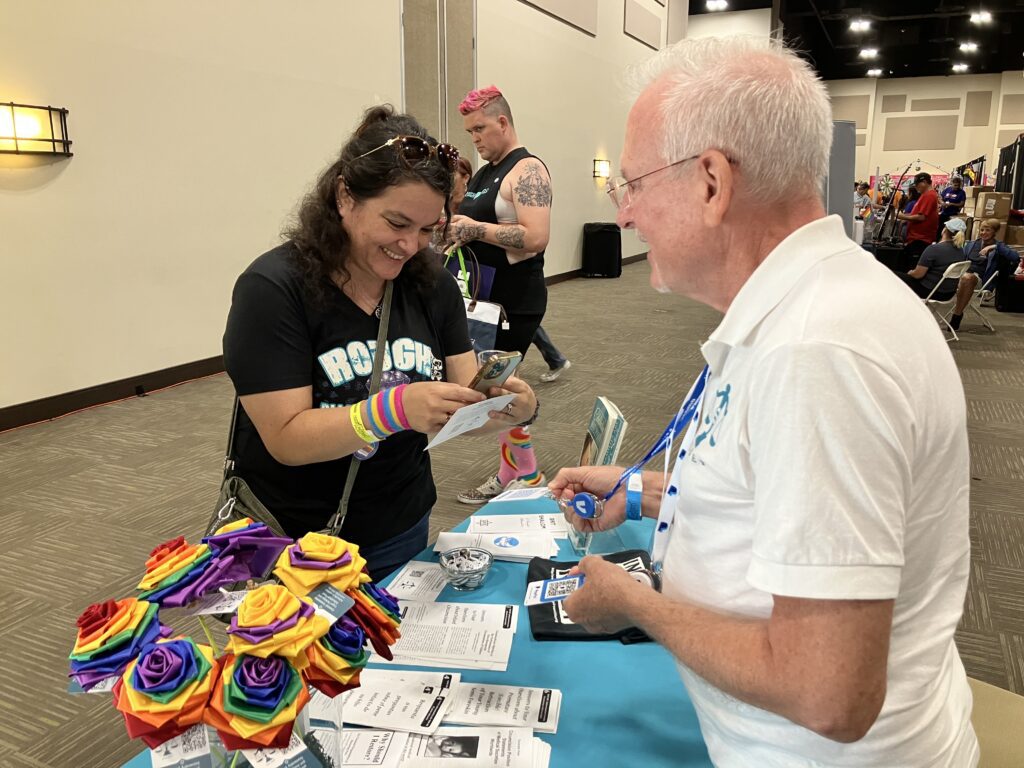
[[124, 497, 712, 767]]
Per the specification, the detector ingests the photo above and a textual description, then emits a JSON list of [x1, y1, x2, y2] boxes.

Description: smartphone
[[469, 351, 522, 393]]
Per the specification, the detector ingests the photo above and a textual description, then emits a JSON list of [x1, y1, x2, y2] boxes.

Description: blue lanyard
[[604, 365, 710, 501]]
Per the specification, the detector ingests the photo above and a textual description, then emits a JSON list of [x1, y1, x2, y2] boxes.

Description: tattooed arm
[[449, 158, 552, 264]]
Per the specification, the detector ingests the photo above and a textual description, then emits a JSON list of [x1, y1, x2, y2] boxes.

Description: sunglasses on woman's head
[[354, 135, 460, 173]]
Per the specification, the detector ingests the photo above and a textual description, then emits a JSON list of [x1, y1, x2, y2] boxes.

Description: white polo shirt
[[660, 215, 978, 767]]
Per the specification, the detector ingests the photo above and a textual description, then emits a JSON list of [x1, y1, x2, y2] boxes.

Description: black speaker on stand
[[581, 222, 622, 278]]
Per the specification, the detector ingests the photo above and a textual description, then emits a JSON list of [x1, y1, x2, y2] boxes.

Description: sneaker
[[456, 475, 505, 505], [979, 290, 994, 307], [504, 473, 546, 493], [455, 473, 547, 505], [949, 313, 963, 331], [539, 360, 571, 383]]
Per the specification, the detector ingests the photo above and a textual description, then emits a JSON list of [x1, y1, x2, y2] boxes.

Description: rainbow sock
[[497, 431, 519, 486], [508, 427, 541, 485]]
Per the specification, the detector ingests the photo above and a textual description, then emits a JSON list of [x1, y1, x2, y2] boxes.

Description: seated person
[[948, 218, 1020, 328], [897, 217, 967, 299]]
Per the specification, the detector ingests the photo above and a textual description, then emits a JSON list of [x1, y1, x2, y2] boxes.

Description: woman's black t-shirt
[[222, 242, 472, 546]]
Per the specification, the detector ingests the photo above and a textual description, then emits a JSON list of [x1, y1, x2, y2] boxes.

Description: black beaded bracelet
[[517, 398, 540, 427]]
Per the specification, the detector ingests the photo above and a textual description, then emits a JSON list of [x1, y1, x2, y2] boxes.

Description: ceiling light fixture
[[859, 48, 879, 59], [953, 62, 969, 73], [970, 11, 992, 24], [705, 0, 728, 11], [867, 68, 883, 77], [959, 42, 978, 53], [850, 19, 870, 32]]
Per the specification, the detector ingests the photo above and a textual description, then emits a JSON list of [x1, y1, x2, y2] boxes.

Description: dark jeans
[[361, 512, 430, 583], [897, 272, 956, 300], [496, 313, 545, 358], [532, 326, 566, 369]]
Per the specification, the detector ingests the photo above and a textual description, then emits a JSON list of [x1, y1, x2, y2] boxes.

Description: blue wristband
[[626, 473, 643, 521]]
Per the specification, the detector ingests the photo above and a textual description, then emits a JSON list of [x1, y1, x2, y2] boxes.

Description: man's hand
[[450, 214, 486, 245], [562, 556, 649, 634], [548, 466, 627, 533]]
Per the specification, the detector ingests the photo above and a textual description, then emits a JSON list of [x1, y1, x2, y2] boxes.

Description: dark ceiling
[[688, 1, 1024, 80]]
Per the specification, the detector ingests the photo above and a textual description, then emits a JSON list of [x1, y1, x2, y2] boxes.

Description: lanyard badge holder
[[554, 366, 710, 568]]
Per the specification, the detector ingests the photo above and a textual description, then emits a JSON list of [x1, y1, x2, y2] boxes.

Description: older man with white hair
[[550, 37, 978, 766]]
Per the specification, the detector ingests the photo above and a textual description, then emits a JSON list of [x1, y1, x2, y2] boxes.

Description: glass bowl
[[438, 547, 494, 591]]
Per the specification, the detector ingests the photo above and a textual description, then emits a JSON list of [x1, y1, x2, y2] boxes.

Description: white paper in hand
[[425, 395, 516, 451]]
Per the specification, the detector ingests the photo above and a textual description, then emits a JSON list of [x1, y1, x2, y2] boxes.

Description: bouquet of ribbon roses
[[68, 520, 402, 753]]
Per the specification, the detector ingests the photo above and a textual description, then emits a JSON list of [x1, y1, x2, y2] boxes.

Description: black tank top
[[458, 147, 547, 314]]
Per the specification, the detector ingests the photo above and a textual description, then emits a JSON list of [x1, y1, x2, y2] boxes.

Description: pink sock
[[497, 427, 539, 485]]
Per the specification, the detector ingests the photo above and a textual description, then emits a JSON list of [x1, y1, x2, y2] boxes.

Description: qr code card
[[525, 574, 585, 605]]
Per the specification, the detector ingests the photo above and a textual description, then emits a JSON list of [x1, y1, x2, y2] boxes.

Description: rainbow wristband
[[391, 384, 412, 430], [349, 403, 378, 445], [363, 386, 411, 439]]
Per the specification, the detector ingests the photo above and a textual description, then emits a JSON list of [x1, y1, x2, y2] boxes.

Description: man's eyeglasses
[[354, 135, 460, 173], [605, 154, 702, 209]]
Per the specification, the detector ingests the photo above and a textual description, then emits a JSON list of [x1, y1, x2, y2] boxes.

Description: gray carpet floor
[[2, 261, 1022, 767]]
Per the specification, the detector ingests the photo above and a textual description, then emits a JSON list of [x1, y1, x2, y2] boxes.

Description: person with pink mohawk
[[451, 85, 552, 505]]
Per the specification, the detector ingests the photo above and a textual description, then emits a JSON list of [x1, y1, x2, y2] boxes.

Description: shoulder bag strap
[[325, 279, 394, 536], [223, 396, 240, 478]]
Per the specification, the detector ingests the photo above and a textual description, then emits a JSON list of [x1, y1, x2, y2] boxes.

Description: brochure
[[385, 561, 449, 603], [341, 670, 460, 735], [444, 683, 562, 734], [433, 532, 558, 563], [467, 513, 567, 535], [399, 727, 535, 767]]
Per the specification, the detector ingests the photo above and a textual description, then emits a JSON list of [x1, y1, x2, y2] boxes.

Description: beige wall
[[686, 8, 771, 38], [475, 0, 667, 276], [0, 1, 402, 409], [827, 72, 1024, 182]]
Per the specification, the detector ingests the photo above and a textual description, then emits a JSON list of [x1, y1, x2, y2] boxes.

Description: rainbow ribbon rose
[[225, 584, 329, 669], [137, 536, 219, 608], [112, 637, 216, 748], [204, 653, 309, 751], [202, 518, 293, 582], [303, 615, 370, 697], [272, 532, 370, 597], [347, 582, 402, 660], [69, 598, 169, 690]]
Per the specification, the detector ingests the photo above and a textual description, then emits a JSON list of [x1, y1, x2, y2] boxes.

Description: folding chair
[[945, 272, 997, 333], [923, 260, 972, 342]]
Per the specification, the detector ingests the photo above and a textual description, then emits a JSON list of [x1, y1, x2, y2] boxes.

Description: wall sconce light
[[593, 159, 611, 179], [0, 102, 73, 156]]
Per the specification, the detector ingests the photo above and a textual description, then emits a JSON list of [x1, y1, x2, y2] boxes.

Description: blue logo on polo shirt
[[694, 383, 731, 449]]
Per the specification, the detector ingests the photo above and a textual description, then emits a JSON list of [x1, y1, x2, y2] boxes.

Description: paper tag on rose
[[187, 590, 249, 616], [308, 583, 355, 622], [67, 675, 118, 694], [149, 724, 213, 768], [241, 730, 320, 768]]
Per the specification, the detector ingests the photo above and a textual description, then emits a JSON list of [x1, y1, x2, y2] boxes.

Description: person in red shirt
[[896, 172, 940, 261]]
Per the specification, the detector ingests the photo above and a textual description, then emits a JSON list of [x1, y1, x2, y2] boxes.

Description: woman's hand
[[981, 245, 996, 256], [401, 381, 485, 433], [548, 465, 628, 533], [485, 376, 536, 426]]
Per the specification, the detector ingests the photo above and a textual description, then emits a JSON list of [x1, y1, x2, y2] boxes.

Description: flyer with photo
[[400, 727, 535, 767]]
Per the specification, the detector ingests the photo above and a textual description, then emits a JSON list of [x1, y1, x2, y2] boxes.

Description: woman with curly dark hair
[[223, 106, 538, 579]]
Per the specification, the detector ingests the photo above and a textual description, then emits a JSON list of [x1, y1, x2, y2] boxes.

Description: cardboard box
[[977, 192, 1012, 221], [1005, 225, 1024, 246], [966, 185, 994, 200]]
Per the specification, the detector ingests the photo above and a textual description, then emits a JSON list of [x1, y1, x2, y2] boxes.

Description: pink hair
[[458, 85, 503, 115]]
